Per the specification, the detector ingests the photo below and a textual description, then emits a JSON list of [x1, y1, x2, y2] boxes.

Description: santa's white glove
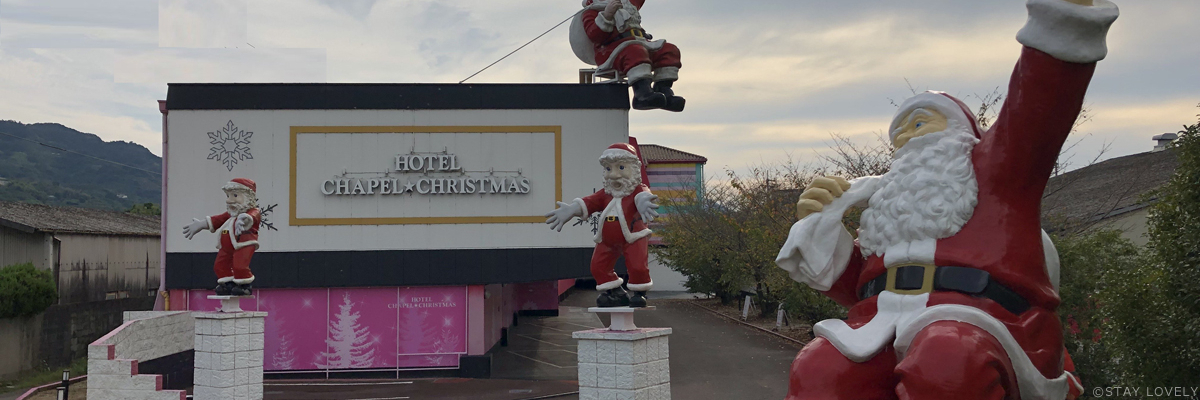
[[634, 192, 660, 223], [234, 213, 253, 236], [544, 201, 584, 232], [602, 0, 622, 19], [183, 218, 208, 240]]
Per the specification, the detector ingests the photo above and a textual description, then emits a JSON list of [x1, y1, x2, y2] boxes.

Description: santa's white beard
[[227, 200, 253, 215], [604, 175, 641, 198], [857, 125, 980, 257]]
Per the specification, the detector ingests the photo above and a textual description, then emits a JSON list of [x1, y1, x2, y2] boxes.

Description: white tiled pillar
[[573, 327, 672, 400], [193, 311, 266, 400]]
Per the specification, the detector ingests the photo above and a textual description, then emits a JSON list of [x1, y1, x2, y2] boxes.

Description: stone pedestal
[[193, 311, 266, 400], [573, 327, 672, 400]]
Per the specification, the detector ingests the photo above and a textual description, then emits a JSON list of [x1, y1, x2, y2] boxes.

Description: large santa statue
[[774, 0, 1117, 398], [545, 143, 660, 307], [182, 178, 262, 297], [570, 0, 685, 112]]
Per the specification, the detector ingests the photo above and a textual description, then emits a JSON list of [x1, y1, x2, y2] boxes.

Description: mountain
[[0, 120, 161, 211]]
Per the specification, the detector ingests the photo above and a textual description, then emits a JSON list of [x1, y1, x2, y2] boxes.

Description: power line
[[459, 10, 581, 84], [0, 130, 162, 176]]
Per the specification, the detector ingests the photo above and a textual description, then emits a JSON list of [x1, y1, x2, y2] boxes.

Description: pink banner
[[187, 286, 467, 371]]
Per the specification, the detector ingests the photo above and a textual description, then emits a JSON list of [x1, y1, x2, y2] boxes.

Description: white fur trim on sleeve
[[206, 215, 216, 232], [1016, 0, 1119, 63], [595, 12, 615, 32], [573, 197, 591, 216]]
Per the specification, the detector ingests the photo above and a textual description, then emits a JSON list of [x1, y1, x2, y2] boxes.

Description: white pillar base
[[573, 327, 672, 400], [193, 311, 267, 400]]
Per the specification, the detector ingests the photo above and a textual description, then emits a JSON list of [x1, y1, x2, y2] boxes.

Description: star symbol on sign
[[403, 181, 415, 193]]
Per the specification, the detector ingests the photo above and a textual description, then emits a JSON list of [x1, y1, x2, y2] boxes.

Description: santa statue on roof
[[774, 0, 1118, 398], [545, 143, 660, 307], [570, 0, 686, 112], [182, 178, 262, 297]]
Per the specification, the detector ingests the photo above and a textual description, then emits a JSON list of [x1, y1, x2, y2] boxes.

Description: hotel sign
[[319, 153, 532, 196], [290, 126, 561, 226]]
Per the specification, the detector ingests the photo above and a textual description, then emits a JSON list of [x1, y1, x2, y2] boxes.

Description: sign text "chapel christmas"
[[320, 153, 532, 196]]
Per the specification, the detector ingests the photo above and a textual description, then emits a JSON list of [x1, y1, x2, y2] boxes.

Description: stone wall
[[0, 297, 155, 380]]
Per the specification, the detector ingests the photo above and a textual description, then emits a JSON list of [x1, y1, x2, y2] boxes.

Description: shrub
[[0, 263, 58, 319]]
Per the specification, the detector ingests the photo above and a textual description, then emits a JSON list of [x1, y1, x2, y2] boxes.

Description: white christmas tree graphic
[[315, 293, 377, 369], [425, 316, 462, 364], [272, 333, 296, 370]]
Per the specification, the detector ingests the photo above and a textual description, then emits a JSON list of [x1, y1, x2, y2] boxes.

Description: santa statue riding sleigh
[[775, 0, 1118, 398]]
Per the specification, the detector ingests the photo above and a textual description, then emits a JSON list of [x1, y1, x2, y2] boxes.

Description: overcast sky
[[1, 0, 1197, 177]]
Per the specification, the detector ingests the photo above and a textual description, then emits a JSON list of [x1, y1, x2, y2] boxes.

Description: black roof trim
[[166, 83, 630, 110]]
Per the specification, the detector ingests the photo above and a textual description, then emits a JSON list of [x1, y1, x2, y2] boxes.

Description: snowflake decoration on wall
[[208, 120, 253, 171]]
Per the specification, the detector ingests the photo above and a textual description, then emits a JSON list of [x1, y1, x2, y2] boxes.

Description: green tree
[[127, 202, 162, 216], [0, 263, 58, 319], [1099, 107, 1200, 386]]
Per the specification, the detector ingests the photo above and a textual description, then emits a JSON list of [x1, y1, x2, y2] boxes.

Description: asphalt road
[[562, 290, 800, 400]]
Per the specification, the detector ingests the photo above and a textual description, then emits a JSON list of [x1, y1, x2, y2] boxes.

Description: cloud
[[0, 0, 1196, 178]]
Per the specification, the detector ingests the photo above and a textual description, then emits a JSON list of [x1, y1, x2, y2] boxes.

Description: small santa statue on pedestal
[[183, 178, 261, 296], [571, 0, 686, 112], [545, 143, 660, 307]]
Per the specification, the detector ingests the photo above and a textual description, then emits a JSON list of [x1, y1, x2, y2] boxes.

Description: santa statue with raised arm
[[545, 143, 660, 308], [570, 0, 686, 112], [774, 0, 1117, 398], [182, 178, 262, 297]]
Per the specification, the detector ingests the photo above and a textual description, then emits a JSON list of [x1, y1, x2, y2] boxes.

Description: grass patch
[[0, 357, 87, 394]]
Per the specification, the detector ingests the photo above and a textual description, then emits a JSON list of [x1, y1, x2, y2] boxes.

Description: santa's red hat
[[889, 91, 982, 141], [222, 178, 256, 192], [599, 143, 641, 165]]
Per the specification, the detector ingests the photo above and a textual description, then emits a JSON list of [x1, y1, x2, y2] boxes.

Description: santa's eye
[[606, 167, 611, 171], [620, 165, 625, 170], [915, 122, 925, 129]]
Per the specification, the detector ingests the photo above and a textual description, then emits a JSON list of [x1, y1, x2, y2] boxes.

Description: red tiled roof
[[639, 144, 707, 164]]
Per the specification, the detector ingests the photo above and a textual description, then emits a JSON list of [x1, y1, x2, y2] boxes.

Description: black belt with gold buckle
[[858, 265, 1030, 315], [220, 230, 229, 234], [604, 28, 651, 45], [605, 216, 618, 222]]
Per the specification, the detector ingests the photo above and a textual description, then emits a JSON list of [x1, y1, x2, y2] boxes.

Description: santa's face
[[891, 108, 948, 150], [603, 159, 641, 198], [225, 190, 253, 214]]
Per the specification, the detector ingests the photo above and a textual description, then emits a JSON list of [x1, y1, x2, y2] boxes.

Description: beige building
[[0, 201, 161, 379], [1041, 143, 1180, 246]]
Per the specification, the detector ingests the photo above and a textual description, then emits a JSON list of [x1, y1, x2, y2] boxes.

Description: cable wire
[[459, 10, 582, 84], [0, 130, 162, 176]]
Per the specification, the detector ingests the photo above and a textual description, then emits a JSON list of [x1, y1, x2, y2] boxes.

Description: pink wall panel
[[187, 286, 467, 371]]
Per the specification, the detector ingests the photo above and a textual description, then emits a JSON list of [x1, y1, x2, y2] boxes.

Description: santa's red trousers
[[786, 321, 1019, 400], [600, 41, 682, 77], [591, 220, 651, 288], [214, 231, 255, 281]]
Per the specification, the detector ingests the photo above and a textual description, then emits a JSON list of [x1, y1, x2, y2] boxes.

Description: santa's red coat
[[816, 45, 1096, 383], [581, 0, 681, 74], [207, 209, 261, 249]]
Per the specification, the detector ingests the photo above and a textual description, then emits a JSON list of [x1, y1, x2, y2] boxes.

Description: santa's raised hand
[[544, 201, 583, 232], [634, 192, 659, 223]]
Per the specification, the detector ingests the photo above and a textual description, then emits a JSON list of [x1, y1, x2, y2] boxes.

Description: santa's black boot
[[214, 281, 235, 296], [231, 283, 253, 296], [630, 79, 667, 110], [629, 291, 648, 308], [653, 80, 686, 112], [597, 288, 631, 307]]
